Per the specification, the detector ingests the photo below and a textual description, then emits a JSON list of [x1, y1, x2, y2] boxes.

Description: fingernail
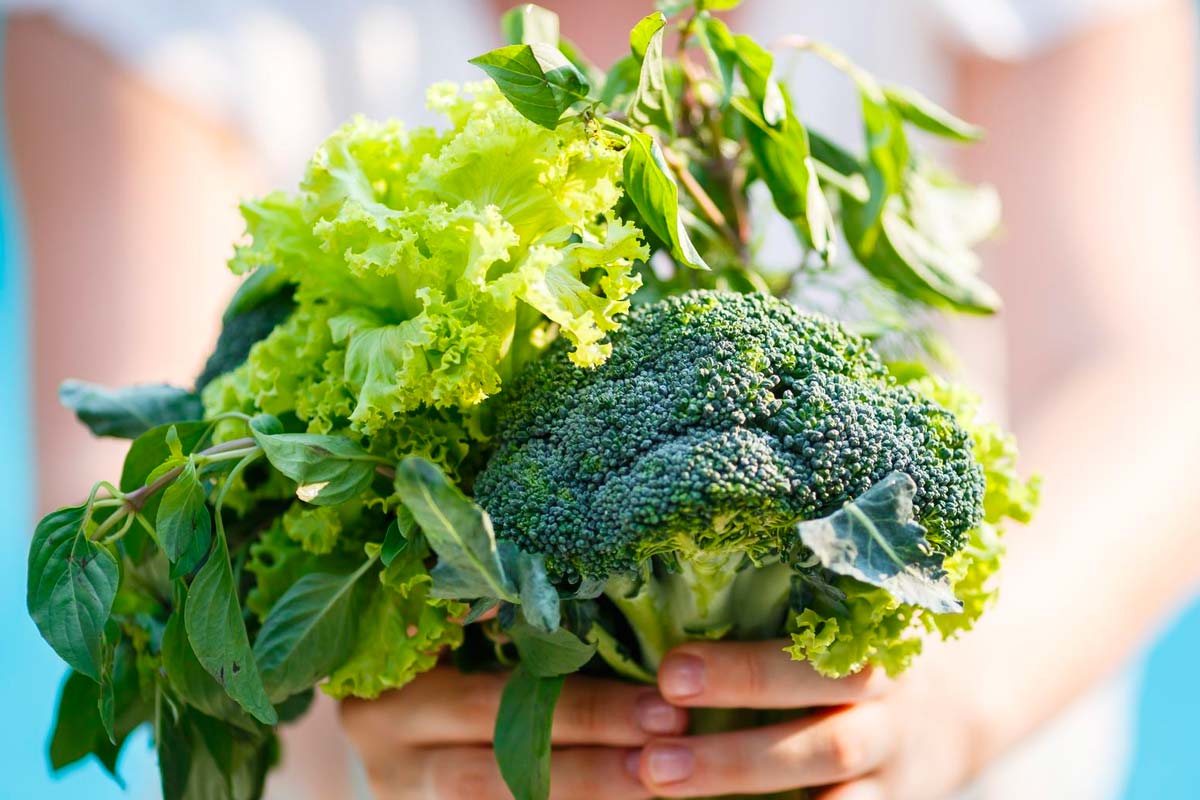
[[636, 694, 686, 734], [660, 654, 705, 699], [624, 749, 642, 779], [646, 745, 695, 784]]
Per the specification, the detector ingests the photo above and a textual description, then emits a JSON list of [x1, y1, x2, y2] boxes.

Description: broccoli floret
[[475, 291, 984, 586]]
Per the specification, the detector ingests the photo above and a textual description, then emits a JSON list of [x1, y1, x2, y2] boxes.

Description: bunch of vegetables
[[26, 2, 1037, 799]]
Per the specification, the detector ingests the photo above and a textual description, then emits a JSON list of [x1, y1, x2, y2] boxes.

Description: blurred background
[[2, 1, 1198, 798]]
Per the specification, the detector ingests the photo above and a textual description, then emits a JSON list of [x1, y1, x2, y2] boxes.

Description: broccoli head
[[474, 290, 985, 584]]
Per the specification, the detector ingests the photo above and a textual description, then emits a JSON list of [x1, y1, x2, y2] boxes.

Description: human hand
[[340, 666, 688, 799], [630, 641, 984, 800]]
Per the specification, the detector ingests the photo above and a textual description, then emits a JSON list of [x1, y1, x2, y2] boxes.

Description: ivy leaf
[[617, 125, 708, 270], [252, 560, 374, 702], [157, 460, 212, 578], [59, 380, 203, 440], [509, 620, 596, 678], [394, 457, 516, 601], [501, 3, 559, 46], [494, 666, 563, 800], [884, 85, 983, 142], [250, 417, 377, 506], [795, 472, 961, 613], [27, 505, 120, 681], [628, 13, 673, 132], [184, 531, 278, 725], [469, 44, 590, 129]]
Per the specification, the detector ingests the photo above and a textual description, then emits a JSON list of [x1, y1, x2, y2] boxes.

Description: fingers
[[813, 778, 887, 800], [631, 703, 895, 797], [342, 667, 686, 752], [658, 640, 888, 708], [361, 746, 654, 800]]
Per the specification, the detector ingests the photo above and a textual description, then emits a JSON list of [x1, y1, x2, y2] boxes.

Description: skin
[[8, 0, 1200, 797]]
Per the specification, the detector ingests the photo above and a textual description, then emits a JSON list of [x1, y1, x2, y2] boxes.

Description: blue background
[[0, 13, 1197, 800]]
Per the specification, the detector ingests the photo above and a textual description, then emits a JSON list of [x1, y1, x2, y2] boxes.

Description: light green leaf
[[393, 457, 515, 601], [501, 4, 559, 46], [495, 666, 563, 800], [628, 13, 674, 132], [469, 44, 590, 129], [59, 381, 203, 440], [732, 32, 785, 126], [252, 559, 375, 702], [157, 460, 212, 578], [884, 85, 983, 142], [184, 532, 278, 725], [795, 472, 961, 613], [249, 417, 377, 506], [27, 505, 120, 681]]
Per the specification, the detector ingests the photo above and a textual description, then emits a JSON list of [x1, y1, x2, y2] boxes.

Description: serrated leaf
[[495, 666, 563, 800], [59, 380, 203, 440], [184, 532, 278, 725], [27, 505, 120, 680], [469, 44, 590, 129], [619, 127, 708, 270], [795, 472, 961, 613], [252, 562, 373, 702], [394, 457, 516, 601], [502, 3, 559, 46], [157, 460, 212, 578], [510, 620, 595, 677], [884, 84, 983, 142], [250, 418, 376, 506]]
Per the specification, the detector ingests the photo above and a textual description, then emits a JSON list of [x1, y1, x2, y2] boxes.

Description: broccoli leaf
[[60, 381, 203, 440], [795, 472, 961, 613], [495, 666, 562, 800]]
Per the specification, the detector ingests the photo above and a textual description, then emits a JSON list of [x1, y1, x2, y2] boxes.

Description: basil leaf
[[394, 457, 516, 601], [253, 562, 373, 702], [514, 551, 560, 633], [250, 418, 377, 506], [694, 14, 737, 104], [162, 590, 256, 730], [731, 32, 785, 126], [49, 670, 124, 779], [469, 44, 590, 129], [494, 666, 563, 800], [120, 421, 210, 520], [381, 507, 415, 567], [795, 472, 961, 613], [628, 13, 673, 132], [59, 380, 202, 440], [157, 460, 212, 579], [618, 126, 708, 270], [184, 531, 278, 725], [884, 84, 982, 142], [27, 505, 120, 680], [501, 3, 559, 46], [510, 621, 596, 677]]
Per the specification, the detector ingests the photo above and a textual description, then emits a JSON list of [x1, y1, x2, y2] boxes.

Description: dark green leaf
[[628, 13, 673, 132], [162, 588, 256, 729], [49, 670, 124, 779], [469, 44, 590, 129], [120, 421, 210, 521], [27, 505, 119, 680], [222, 263, 290, 320], [59, 381, 202, 440], [599, 55, 641, 109], [884, 85, 982, 142], [185, 532, 278, 725], [514, 552, 560, 633], [463, 597, 501, 625], [252, 562, 373, 702], [795, 472, 961, 612], [618, 126, 708, 270], [156, 706, 193, 800], [249, 418, 376, 506], [394, 457, 516, 601], [157, 460, 212, 578], [501, 3, 559, 45], [381, 507, 415, 567], [509, 621, 595, 677], [494, 666, 563, 800]]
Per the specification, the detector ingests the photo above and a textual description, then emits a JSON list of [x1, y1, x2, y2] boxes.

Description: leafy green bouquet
[[27, 3, 1037, 799]]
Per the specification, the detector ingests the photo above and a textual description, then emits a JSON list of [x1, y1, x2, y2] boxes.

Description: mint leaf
[[184, 532, 278, 725], [27, 505, 119, 680], [884, 85, 982, 142], [250, 417, 377, 506], [795, 472, 961, 613], [510, 621, 595, 678], [501, 3, 559, 46], [394, 457, 516, 601], [470, 44, 590, 129], [252, 561, 373, 702], [495, 666, 563, 800], [157, 460, 212, 578], [628, 13, 674, 132], [59, 381, 202, 440], [617, 125, 708, 270]]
